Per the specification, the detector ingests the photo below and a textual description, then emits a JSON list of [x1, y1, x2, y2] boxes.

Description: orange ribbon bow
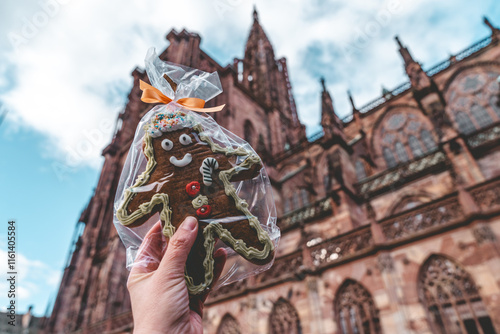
[[139, 80, 225, 113]]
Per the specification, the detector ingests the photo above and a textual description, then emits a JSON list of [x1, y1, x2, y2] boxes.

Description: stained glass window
[[300, 189, 309, 206], [448, 69, 500, 134], [455, 111, 476, 134], [408, 136, 424, 157], [293, 192, 300, 211], [386, 114, 406, 130], [379, 111, 436, 169], [421, 130, 437, 151], [355, 160, 367, 181], [489, 95, 500, 117], [269, 298, 302, 334], [471, 104, 493, 128], [284, 198, 291, 214], [335, 279, 382, 334], [419, 255, 497, 334], [395, 141, 409, 163], [461, 74, 484, 92], [383, 148, 397, 168]]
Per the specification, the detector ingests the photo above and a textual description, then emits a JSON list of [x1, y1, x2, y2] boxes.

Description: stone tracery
[[269, 298, 302, 334], [418, 254, 497, 334], [335, 279, 382, 334], [373, 107, 438, 168], [447, 67, 500, 134]]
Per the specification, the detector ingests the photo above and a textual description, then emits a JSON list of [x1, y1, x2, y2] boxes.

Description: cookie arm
[[116, 134, 175, 237], [230, 155, 262, 182]]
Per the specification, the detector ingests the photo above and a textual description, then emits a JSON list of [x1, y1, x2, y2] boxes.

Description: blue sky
[[0, 0, 499, 317]]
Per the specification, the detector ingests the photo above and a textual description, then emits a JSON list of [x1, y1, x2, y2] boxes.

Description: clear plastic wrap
[[113, 49, 280, 295]]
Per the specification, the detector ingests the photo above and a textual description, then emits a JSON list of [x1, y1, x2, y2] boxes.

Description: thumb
[[158, 216, 198, 279]]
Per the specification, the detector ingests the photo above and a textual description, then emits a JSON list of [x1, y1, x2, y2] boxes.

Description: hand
[[127, 217, 227, 334]]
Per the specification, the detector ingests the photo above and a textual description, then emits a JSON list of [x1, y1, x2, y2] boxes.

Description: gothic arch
[[334, 279, 382, 334], [216, 313, 241, 334], [268, 298, 302, 334], [418, 254, 497, 334], [442, 61, 500, 93], [371, 105, 437, 168], [355, 158, 369, 181], [444, 62, 500, 134], [244, 119, 256, 146], [385, 191, 433, 216]]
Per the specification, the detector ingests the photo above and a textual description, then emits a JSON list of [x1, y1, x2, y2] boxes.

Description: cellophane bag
[[113, 48, 280, 295]]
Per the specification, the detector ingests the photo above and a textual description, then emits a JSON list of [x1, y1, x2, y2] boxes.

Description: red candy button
[[186, 181, 201, 197], [196, 205, 211, 218]]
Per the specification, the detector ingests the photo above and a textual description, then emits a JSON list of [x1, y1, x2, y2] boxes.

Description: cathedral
[[40, 9, 500, 334]]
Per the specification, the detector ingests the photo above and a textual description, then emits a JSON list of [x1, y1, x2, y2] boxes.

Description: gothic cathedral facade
[[41, 10, 500, 334]]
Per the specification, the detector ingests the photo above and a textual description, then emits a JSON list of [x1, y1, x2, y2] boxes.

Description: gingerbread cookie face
[[116, 110, 275, 294]]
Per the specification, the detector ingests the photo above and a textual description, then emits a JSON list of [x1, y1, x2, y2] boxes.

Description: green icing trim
[[192, 195, 208, 209], [116, 122, 275, 295]]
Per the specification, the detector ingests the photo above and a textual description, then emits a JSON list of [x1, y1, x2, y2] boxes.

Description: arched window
[[447, 69, 500, 134], [335, 279, 382, 334], [408, 135, 424, 157], [490, 95, 500, 117], [471, 103, 493, 128], [269, 298, 302, 334], [244, 120, 255, 146], [376, 111, 437, 169], [394, 141, 409, 163], [455, 111, 476, 134], [418, 255, 497, 334], [324, 174, 331, 192], [283, 198, 291, 214], [355, 160, 367, 181], [216, 314, 241, 334], [292, 192, 300, 211], [383, 148, 397, 168], [300, 189, 310, 206], [421, 129, 437, 151]]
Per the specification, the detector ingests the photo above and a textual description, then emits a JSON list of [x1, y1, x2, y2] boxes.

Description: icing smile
[[170, 153, 192, 167]]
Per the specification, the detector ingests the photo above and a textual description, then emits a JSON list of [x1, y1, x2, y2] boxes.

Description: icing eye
[[161, 139, 174, 151], [179, 134, 192, 146]]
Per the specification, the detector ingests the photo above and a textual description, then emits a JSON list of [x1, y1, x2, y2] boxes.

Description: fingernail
[[182, 216, 197, 231]]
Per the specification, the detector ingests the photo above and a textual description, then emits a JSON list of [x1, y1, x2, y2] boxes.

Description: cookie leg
[[184, 223, 217, 295]]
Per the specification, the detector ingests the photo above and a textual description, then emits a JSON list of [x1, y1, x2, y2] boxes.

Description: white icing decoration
[[170, 153, 192, 167], [199, 157, 219, 186], [151, 129, 162, 138], [161, 139, 173, 151], [179, 134, 192, 146]]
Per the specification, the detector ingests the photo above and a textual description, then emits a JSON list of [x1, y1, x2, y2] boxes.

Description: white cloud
[[1, 0, 497, 168]]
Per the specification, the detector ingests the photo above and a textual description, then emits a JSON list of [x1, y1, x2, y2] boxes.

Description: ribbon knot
[[139, 80, 225, 113]]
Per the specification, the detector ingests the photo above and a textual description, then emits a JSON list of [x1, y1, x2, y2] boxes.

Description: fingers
[[158, 216, 198, 279], [130, 221, 164, 276]]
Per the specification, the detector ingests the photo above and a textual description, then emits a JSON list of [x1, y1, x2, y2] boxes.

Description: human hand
[[127, 217, 227, 334]]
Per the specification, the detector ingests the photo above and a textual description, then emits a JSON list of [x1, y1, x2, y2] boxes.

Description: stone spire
[[395, 35, 414, 66], [348, 90, 362, 129], [484, 16, 500, 40], [241, 6, 277, 105], [395, 35, 431, 91], [320, 78, 345, 141]]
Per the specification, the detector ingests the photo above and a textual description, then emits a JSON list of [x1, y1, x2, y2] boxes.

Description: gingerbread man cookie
[[116, 110, 275, 294]]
